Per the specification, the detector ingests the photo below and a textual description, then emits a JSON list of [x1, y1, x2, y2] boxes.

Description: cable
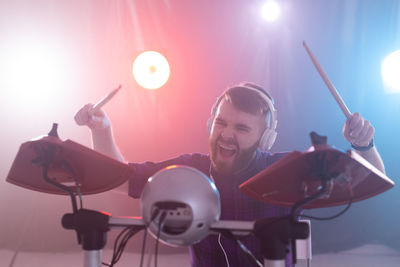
[[103, 226, 131, 266], [138, 207, 161, 267], [300, 184, 354, 221], [300, 197, 353, 220], [154, 211, 167, 267], [218, 234, 230, 267], [113, 227, 132, 263], [219, 229, 262, 267], [236, 239, 263, 267], [60, 160, 83, 209], [116, 227, 141, 263], [139, 228, 148, 267], [102, 226, 143, 267], [76, 187, 83, 209]]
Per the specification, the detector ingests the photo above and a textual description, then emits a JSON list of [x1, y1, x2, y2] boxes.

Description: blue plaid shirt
[[129, 150, 292, 267]]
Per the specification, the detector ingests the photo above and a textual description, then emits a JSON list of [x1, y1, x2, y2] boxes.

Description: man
[[75, 82, 385, 267]]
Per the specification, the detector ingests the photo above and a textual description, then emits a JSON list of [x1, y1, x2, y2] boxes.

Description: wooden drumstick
[[89, 85, 122, 116], [303, 41, 352, 119]]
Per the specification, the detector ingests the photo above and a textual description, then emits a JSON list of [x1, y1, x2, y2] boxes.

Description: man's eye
[[237, 127, 250, 133]]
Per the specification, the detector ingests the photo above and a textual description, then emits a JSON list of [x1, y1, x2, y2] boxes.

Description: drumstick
[[303, 41, 352, 119], [89, 85, 122, 116]]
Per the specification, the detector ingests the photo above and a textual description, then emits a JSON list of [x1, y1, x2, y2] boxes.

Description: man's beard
[[210, 137, 259, 175]]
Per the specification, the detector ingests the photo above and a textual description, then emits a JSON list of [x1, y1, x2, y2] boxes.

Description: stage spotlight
[[132, 51, 170, 90], [381, 50, 400, 94], [261, 1, 281, 22]]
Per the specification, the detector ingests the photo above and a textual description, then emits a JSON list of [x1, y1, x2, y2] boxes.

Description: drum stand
[[35, 144, 315, 267], [62, 210, 310, 267]]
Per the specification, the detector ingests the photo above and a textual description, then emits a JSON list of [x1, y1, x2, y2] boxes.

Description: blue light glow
[[261, 1, 281, 22], [381, 50, 400, 94]]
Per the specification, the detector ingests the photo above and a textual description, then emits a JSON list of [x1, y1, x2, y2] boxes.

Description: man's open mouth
[[218, 143, 237, 158]]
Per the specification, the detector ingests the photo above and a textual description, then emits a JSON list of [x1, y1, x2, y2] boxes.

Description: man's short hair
[[219, 82, 272, 117]]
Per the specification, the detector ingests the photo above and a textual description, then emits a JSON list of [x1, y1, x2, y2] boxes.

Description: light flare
[[381, 50, 400, 94], [0, 41, 67, 104], [132, 51, 170, 90], [261, 1, 281, 22]]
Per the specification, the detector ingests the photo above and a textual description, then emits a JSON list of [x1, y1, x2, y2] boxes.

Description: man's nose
[[220, 127, 235, 139]]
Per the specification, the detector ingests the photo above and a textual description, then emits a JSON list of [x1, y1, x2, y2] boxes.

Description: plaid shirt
[[129, 150, 292, 267]]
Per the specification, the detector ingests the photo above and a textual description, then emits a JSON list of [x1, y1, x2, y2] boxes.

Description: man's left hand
[[342, 112, 374, 147]]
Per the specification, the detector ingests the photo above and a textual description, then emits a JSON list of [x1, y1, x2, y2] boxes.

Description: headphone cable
[[218, 233, 230, 267]]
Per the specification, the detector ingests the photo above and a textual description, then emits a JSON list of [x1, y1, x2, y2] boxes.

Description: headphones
[[207, 85, 277, 151]]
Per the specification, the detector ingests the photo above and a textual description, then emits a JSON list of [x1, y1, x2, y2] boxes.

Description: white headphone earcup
[[207, 116, 214, 134], [259, 128, 277, 151], [268, 130, 277, 150]]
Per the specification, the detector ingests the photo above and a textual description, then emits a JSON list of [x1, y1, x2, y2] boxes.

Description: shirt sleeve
[[128, 153, 210, 198]]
